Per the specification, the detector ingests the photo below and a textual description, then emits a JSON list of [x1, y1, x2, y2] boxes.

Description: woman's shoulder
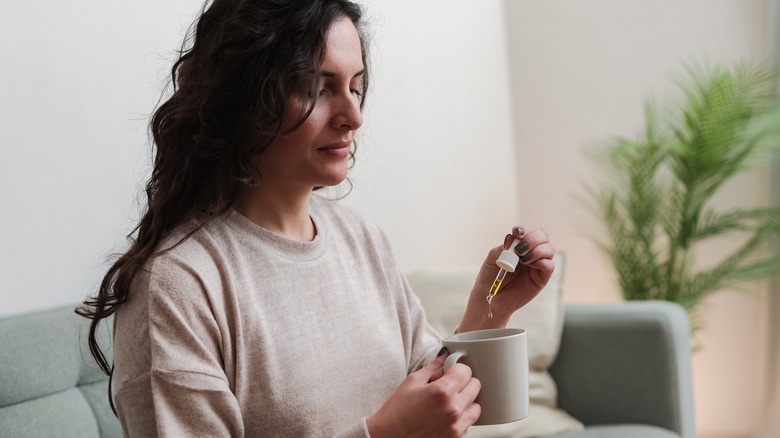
[[145, 216, 236, 275], [130, 217, 240, 305]]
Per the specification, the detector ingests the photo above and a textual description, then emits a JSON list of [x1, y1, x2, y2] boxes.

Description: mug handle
[[443, 350, 466, 372]]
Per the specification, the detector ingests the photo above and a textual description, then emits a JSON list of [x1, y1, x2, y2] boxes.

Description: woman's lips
[[318, 140, 351, 158]]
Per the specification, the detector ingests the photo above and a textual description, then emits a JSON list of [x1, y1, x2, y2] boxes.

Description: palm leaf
[[583, 60, 780, 333]]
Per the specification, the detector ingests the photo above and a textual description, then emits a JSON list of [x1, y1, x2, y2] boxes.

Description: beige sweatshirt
[[112, 194, 442, 437]]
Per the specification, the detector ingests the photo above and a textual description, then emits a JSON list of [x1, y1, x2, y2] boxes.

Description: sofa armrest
[[548, 301, 696, 438]]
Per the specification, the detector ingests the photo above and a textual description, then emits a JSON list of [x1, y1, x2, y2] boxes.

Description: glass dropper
[[486, 238, 521, 319]]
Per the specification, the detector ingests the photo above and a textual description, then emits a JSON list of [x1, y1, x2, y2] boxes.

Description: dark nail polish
[[514, 241, 529, 254], [504, 234, 513, 248], [521, 251, 534, 262], [437, 346, 448, 357], [514, 226, 524, 236]]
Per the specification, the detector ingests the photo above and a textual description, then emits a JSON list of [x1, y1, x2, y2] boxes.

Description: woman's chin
[[323, 175, 348, 188]]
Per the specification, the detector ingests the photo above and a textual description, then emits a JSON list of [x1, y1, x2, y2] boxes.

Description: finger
[[453, 379, 482, 435], [427, 352, 447, 382], [458, 376, 481, 406], [527, 256, 555, 276], [523, 247, 556, 289], [504, 226, 527, 249], [513, 228, 550, 256], [414, 353, 447, 384], [456, 402, 482, 432], [503, 233, 513, 249], [518, 242, 555, 266], [436, 362, 473, 393]]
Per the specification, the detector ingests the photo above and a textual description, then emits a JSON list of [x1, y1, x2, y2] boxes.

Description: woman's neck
[[234, 184, 316, 242]]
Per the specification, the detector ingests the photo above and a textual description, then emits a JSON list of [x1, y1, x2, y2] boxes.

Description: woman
[[77, 1, 555, 436]]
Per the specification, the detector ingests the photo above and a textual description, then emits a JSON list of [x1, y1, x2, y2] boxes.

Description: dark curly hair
[[76, 0, 368, 412]]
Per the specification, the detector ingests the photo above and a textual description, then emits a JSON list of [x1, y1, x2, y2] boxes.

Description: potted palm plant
[[586, 60, 780, 332]]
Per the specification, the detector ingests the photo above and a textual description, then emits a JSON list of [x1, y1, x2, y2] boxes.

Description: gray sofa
[[546, 302, 695, 438], [0, 305, 120, 438], [0, 301, 694, 437]]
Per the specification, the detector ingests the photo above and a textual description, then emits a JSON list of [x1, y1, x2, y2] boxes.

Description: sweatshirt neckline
[[224, 202, 327, 262]]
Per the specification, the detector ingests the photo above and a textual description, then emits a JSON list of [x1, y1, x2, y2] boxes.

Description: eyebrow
[[321, 68, 366, 79]]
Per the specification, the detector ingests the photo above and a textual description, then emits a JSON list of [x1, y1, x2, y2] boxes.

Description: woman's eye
[[351, 89, 363, 97], [318, 89, 327, 97]]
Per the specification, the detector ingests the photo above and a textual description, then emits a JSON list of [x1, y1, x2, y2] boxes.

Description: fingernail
[[514, 226, 524, 236], [514, 241, 529, 254], [504, 234, 513, 248], [521, 251, 534, 262], [437, 347, 448, 357]]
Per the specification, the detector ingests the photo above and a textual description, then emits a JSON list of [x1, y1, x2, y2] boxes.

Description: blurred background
[[1, 1, 777, 437]]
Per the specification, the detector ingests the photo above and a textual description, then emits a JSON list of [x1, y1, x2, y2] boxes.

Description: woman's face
[[256, 17, 365, 192]]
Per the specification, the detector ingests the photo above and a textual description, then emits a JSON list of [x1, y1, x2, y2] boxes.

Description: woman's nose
[[332, 93, 363, 131]]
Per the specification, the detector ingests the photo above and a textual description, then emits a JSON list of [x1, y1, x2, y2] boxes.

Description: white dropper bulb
[[495, 238, 522, 272]]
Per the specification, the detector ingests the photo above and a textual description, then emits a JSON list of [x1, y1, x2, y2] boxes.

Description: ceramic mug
[[442, 328, 529, 425]]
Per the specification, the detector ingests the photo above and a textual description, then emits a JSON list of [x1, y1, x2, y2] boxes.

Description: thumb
[[421, 351, 447, 383]]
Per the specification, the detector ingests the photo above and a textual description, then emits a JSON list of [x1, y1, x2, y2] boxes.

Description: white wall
[[505, 1, 771, 437], [0, 0, 517, 314], [342, 0, 518, 270], [1, 1, 204, 316]]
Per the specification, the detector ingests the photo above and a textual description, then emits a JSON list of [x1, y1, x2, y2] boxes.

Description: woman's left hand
[[457, 226, 555, 332]]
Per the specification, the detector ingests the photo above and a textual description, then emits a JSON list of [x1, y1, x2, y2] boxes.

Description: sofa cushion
[[407, 252, 583, 437], [0, 308, 82, 407], [0, 387, 101, 438], [0, 306, 121, 437]]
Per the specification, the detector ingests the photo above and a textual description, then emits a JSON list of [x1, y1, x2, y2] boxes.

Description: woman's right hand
[[365, 354, 481, 438]]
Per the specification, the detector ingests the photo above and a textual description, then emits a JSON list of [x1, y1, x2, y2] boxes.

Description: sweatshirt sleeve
[[370, 226, 443, 373], [113, 255, 244, 437], [400, 271, 444, 372]]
